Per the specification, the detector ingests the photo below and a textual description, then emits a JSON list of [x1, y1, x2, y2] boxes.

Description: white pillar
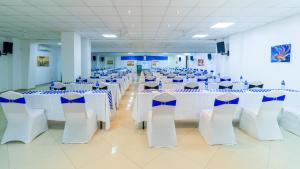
[[81, 38, 91, 78], [61, 32, 81, 82]]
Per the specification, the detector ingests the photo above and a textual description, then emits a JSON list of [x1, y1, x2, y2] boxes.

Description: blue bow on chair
[[152, 100, 177, 107], [262, 95, 285, 102], [145, 78, 156, 82], [220, 78, 231, 82], [214, 98, 239, 107], [0, 97, 26, 104], [60, 97, 85, 104], [197, 78, 208, 82], [173, 79, 183, 82], [106, 79, 117, 83]]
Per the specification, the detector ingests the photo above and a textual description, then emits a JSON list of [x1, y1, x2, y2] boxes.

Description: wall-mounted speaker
[[101, 57, 105, 62], [179, 57, 181, 62], [3, 42, 13, 54], [92, 56, 96, 61], [208, 53, 212, 60], [190, 56, 194, 61]]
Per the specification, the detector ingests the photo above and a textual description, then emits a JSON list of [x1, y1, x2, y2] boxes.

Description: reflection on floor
[[0, 84, 300, 169]]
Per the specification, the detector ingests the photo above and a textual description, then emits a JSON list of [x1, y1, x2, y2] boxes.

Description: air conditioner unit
[[38, 45, 50, 52]]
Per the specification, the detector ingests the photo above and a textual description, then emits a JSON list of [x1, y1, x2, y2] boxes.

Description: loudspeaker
[[216, 42, 225, 54], [190, 56, 194, 61], [179, 57, 181, 62], [208, 53, 212, 60], [3, 42, 13, 54], [92, 56, 96, 61], [101, 57, 105, 62]]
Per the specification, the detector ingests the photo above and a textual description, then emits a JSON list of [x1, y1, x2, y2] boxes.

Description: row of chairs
[[0, 91, 99, 144], [144, 81, 264, 90], [147, 91, 285, 147], [50, 82, 108, 90]]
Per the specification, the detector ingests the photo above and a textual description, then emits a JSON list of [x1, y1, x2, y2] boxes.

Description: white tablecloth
[[132, 89, 300, 123], [23, 90, 114, 130], [65, 83, 121, 109]]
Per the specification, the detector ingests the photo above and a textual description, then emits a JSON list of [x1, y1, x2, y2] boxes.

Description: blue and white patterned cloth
[[23, 90, 114, 111]]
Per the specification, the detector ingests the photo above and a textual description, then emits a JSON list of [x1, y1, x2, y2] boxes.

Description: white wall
[[221, 14, 300, 89], [33, 44, 60, 85]]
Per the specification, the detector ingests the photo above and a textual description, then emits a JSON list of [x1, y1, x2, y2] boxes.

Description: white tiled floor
[[0, 84, 300, 169]]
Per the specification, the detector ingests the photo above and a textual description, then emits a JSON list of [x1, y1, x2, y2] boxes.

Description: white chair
[[220, 76, 231, 82], [197, 75, 208, 82], [145, 76, 156, 82], [187, 74, 195, 79], [279, 108, 300, 136], [53, 82, 66, 90], [249, 81, 264, 89], [219, 81, 233, 89], [208, 82, 219, 90], [61, 92, 97, 143], [0, 91, 48, 144], [239, 91, 285, 140], [232, 82, 244, 90], [144, 82, 159, 89], [147, 93, 177, 148], [184, 82, 199, 89], [198, 93, 239, 145], [172, 76, 184, 83]]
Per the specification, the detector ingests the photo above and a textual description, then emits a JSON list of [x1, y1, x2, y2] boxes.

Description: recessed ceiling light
[[192, 34, 208, 38], [211, 22, 235, 29], [128, 53, 134, 55], [176, 10, 180, 15], [57, 42, 62, 45], [128, 10, 131, 15], [102, 34, 117, 38]]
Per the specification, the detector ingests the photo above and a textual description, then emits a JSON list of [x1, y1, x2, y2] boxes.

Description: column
[[61, 32, 81, 82], [81, 38, 91, 78]]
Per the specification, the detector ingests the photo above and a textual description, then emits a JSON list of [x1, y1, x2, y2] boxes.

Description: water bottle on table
[[281, 80, 285, 90]]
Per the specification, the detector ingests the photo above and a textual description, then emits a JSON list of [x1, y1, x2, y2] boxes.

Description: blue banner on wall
[[121, 55, 168, 61], [146, 56, 168, 61], [121, 56, 144, 60]]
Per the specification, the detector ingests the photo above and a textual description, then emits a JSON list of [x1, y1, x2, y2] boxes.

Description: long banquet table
[[23, 90, 114, 130], [132, 89, 300, 123], [65, 82, 121, 109]]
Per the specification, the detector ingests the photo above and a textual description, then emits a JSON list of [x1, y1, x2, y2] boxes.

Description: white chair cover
[[147, 93, 177, 148], [219, 81, 233, 89], [144, 82, 159, 89], [61, 92, 97, 143], [279, 108, 300, 136], [239, 91, 285, 140], [208, 82, 219, 90], [198, 93, 239, 145], [0, 91, 48, 144], [184, 82, 199, 89], [249, 81, 264, 89], [54, 82, 66, 89]]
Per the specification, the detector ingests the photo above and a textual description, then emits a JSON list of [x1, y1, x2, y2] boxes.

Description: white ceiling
[[0, 0, 300, 52]]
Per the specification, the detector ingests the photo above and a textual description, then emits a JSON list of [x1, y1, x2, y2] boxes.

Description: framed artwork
[[152, 61, 158, 66], [37, 56, 49, 67], [271, 44, 291, 63], [127, 61, 134, 66], [198, 59, 204, 66], [107, 60, 113, 65]]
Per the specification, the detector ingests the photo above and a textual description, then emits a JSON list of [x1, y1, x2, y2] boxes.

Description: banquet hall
[[1, 0, 300, 169]]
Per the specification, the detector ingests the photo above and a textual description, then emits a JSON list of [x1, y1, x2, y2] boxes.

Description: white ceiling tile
[[37, 6, 72, 15], [64, 7, 94, 15], [188, 8, 216, 16], [142, 16, 162, 22], [52, 0, 86, 6], [170, 0, 199, 7], [197, 0, 227, 7], [142, 0, 170, 6], [116, 7, 141, 16], [91, 7, 119, 15], [25, 0, 57, 6], [10, 6, 47, 15], [113, 0, 141, 6], [165, 7, 192, 16], [83, 0, 114, 6], [143, 7, 167, 16]]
